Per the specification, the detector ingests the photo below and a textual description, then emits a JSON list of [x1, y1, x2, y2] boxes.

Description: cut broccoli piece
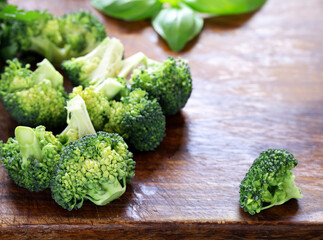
[[50, 131, 135, 210], [62, 37, 124, 87], [58, 94, 96, 145], [0, 59, 67, 129], [15, 10, 106, 66], [130, 56, 193, 115], [69, 80, 166, 151], [239, 149, 302, 215], [0, 125, 62, 191]]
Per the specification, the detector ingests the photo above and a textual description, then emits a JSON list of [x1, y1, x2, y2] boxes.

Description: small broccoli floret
[[0, 59, 67, 129], [58, 95, 96, 145], [105, 88, 166, 151], [62, 37, 124, 87], [0, 125, 62, 191], [50, 131, 135, 210], [130, 56, 193, 115], [17, 10, 106, 66], [69, 77, 127, 128], [239, 149, 302, 215]]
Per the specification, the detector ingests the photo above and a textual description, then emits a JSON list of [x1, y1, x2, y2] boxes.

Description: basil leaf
[[152, 6, 203, 52], [0, 5, 44, 21], [91, 0, 162, 21], [182, 0, 267, 15]]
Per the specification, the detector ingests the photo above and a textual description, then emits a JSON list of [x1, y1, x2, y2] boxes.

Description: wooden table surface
[[1, 0, 323, 239]]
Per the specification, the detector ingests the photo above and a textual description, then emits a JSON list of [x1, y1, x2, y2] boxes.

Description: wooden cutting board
[[0, 0, 322, 239]]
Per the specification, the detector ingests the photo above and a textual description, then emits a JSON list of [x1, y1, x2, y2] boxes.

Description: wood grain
[[1, 0, 323, 239]]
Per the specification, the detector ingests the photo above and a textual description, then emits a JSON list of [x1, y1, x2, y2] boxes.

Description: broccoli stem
[[60, 95, 96, 142], [33, 58, 63, 88], [118, 52, 147, 78], [89, 38, 124, 86], [15, 126, 42, 168], [261, 173, 302, 211], [86, 177, 126, 205], [94, 78, 125, 100]]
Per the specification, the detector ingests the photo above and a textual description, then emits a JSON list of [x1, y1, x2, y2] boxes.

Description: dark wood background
[[0, 0, 322, 239]]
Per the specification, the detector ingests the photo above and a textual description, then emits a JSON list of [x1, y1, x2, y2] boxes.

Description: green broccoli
[[62, 37, 124, 87], [0, 59, 67, 129], [0, 125, 62, 191], [69, 79, 166, 151], [57, 94, 96, 145], [0, 3, 44, 62], [50, 131, 135, 210], [14, 10, 106, 65], [130, 56, 193, 115], [106, 88, 165, 151], [239, 149, 302, 215]]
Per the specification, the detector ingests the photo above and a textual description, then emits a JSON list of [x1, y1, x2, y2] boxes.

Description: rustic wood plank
[[1, 0, 322, 238]]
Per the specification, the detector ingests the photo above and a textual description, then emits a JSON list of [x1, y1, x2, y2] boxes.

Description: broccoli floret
[[17, 10, 106, 66], [0, 125, 62, 191], [57, 94, 96, 145], [62, 37, 124, 87], [239, 149, 302, 215], [104, 88, 165, 151], [130, 56, 193, 115], [50, 131, 135, 210], [69, 79, 165, 151], [0, 59, 67, 129], [68, 78, 123, 131]]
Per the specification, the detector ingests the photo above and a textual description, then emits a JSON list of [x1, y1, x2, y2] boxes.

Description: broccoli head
[[105, 88, 166, 151], [130, 56, 193, 115], [0, 125, 62, 191], [0, 59, 67, 129], [239, 149, 302, 215], [62, 37, 124, 87], [17, 10, 106, 66], [57, 94, 96, 145], [50, 131, 135, 210]]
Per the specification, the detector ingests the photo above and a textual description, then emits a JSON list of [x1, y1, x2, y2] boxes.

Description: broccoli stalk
[[33, 58, 63, 88], [15, 126, 42, 168], [94, 78, 126, 100], [62, 37, 124, 87], [239, 149, 302, 215], [117, 52, 147, 78], [58, 94, 96, 144], [86, 177, 126, 206], [260, 172, 302, 211]]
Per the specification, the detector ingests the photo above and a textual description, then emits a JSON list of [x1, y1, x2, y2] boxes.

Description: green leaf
[[90, 0, 162, 21], [0, 5, 44, 21], [152, 6, 203, 52], [182, 0, 267, 15]]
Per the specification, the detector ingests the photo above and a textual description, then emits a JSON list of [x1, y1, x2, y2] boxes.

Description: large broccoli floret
[[0, 125, 62, 191], [69, 78, 166, 151], [239, 149, 302, 215], [0, 59, 67, 129], [57, 94, 96, 145], [130, 56, 193, 115], [50, 131, 135, 210], [62, 37, 124, 87], [17, 10, 106, 66]]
